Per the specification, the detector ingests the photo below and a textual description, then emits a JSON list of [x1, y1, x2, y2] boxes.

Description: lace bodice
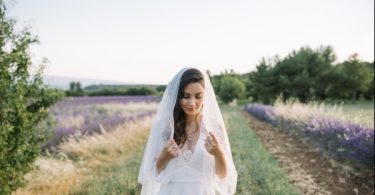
[[156, 126, 209, 183]]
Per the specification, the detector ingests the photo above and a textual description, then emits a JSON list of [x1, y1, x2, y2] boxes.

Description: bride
[[138, 68, 237, 195]]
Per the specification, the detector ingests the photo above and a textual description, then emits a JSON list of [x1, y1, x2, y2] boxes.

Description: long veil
[[138, 67, 237, 195]]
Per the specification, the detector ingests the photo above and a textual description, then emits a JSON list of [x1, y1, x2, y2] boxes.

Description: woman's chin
[[185, 110, 198, 115]]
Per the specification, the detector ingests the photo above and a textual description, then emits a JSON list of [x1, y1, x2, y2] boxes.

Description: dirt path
[[242, 111, 374, 195]]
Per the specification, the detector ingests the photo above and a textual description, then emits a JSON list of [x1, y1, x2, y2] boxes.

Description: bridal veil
[[138, 67, 237, 195]]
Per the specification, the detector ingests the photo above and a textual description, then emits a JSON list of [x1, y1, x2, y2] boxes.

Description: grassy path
[[222, 105, 299, 195], [72, 105, 299, 195]]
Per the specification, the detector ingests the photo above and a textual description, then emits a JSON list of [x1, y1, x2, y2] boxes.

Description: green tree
[[69, 81, 76, 93], [211, 69, 241, 96], [125, 87, 158, 95], [340, 54, 372, 101], [272, 46, 335, 102], [363, 61, 374, 100], [320, 64, 348, 100], [67, 81, 84, 96], [156, 85, 167, 94], [76, 81, 84, 95], [310, 46, 337, 100], [248, 58, 277, 104], [0, 1, 62, 194], [244, 46, 373, 103], [216, 76, 246, 104]]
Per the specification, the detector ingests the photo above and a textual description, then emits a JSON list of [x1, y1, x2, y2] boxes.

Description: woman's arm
[[214, 149, 228, 179], [156, 139, 179, 174], [204, 132, 228, 179]]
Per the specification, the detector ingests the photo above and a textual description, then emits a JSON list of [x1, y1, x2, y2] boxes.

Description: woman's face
[[180, 82, 204, 116]]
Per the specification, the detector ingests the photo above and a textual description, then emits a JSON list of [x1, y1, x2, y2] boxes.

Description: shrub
[[0, 2, 62, 194]]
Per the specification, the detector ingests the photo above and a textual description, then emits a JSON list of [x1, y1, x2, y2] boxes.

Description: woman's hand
[[204, 131, 224, 158], [156, 139, 179, 174], [161, 139, 179, 160], [204, 131, 228, 179]]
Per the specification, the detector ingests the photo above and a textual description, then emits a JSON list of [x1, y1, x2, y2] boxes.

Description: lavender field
[[14, 95, 162, 195], [244, 100, 374, 168], [41, 96, 161, 151]]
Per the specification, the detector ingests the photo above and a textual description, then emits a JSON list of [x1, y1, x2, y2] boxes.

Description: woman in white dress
[[138, 68, 237, 195]]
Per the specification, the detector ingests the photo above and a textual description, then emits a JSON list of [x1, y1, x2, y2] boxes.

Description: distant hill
[[83, 84, 166, 93], [43, 75, 140, 90]]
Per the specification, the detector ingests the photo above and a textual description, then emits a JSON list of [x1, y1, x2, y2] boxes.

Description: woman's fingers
[[205, 132, 224, 157], [208, 131, 218, 144], [167, 139, 178, 149], [204, 142, 212, 151], [167, 140, 177, 149], [206, 134, 218, 147], [169, 139, 177, 145], [205, 136, 214, 153], [205, 138, 212, 147], [166, 139, 173, 147], [163, 139, 179, 158]]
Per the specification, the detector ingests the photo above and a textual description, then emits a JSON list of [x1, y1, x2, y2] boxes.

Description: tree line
[[66, 82, 165, 96], [210, 46, 374, 104], [68, 46, 374, 105]]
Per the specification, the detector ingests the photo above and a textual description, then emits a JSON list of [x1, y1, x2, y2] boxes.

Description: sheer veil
[[138, 67, 237, 195]]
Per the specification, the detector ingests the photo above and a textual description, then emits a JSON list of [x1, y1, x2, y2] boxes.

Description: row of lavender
[[244, 104, 374, 168], [42, 96, 161, 151]]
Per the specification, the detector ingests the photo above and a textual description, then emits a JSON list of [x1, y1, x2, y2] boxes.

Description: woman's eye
[[182, 95, 201, 99]]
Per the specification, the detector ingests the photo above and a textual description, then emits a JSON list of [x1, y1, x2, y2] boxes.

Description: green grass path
[[222, 105, 299, 195]]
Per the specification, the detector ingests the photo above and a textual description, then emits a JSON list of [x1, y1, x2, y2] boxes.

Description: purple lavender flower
[[43, 96, 160, 151], [244, 103, 374, 168]]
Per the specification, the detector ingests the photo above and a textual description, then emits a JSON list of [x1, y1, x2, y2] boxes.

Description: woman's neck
[[185, 113, 202, 127]]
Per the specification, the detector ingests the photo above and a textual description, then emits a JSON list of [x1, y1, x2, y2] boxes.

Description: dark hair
[[173, 68, 205, 147]]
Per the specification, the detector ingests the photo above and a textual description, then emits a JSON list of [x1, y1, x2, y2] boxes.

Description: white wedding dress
[[138, 67, 237, 195], [156, 125, 215, 195]]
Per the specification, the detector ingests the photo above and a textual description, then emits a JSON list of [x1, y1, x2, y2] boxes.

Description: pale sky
[[6, 0, 374, 85]]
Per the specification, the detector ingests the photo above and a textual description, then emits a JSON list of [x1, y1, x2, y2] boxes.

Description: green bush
[[0, 2, 63, 194], [217, 76, 246, 104]]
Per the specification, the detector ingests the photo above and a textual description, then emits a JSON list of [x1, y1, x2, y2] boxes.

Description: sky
[[5, 0, 374, 85]]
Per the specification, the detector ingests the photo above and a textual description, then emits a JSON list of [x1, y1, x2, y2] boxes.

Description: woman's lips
[[187, 108, 195, 111]]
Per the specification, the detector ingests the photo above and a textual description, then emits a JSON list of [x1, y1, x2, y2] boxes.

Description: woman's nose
[[188, 98, 195, 106]]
